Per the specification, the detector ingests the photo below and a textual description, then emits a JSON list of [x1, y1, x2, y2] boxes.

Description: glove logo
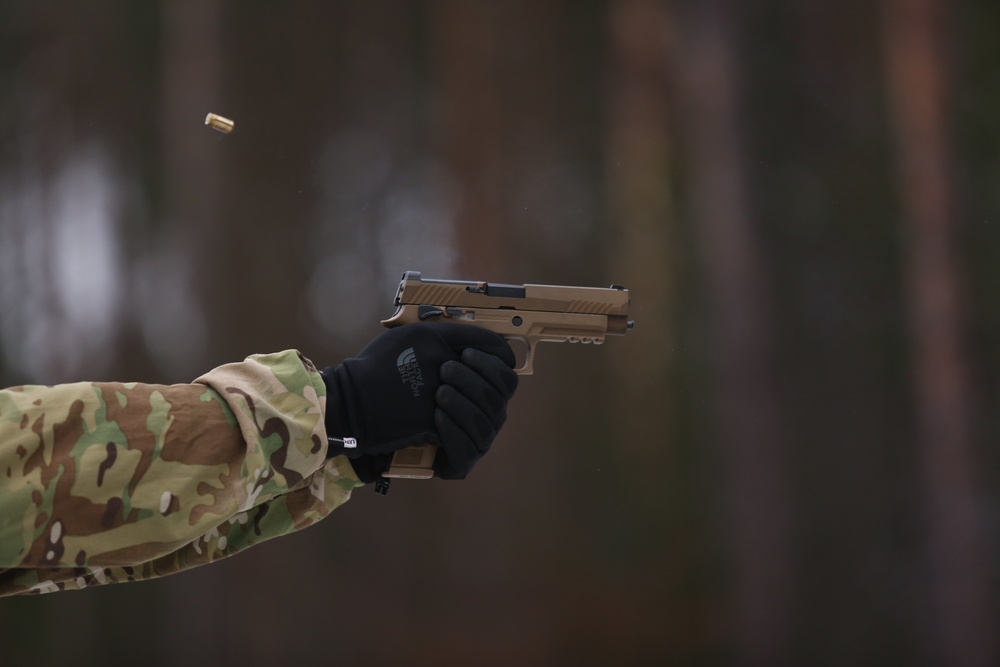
[[396, 347, 425, 397]]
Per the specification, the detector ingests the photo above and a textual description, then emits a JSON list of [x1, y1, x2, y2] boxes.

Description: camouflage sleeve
[[0, 350, 363, 596]]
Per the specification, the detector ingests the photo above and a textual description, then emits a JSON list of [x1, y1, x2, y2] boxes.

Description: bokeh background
[[1, 1, 998, 665]]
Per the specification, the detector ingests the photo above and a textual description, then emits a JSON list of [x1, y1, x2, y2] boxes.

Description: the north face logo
[[396, 347, 425, 397]]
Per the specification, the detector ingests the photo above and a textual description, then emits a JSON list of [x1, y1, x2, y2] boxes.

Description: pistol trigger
[[418, 305, 444, 320]]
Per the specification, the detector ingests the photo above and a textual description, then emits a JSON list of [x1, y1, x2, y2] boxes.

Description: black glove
[[322, 323, 518, 484]]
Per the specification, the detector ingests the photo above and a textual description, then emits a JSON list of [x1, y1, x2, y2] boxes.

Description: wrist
[[321, 365, 361, 458], [348, 454, 392, 485]]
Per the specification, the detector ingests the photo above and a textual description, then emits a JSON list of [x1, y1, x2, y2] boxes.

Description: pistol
[[376, 270, 634, 489]]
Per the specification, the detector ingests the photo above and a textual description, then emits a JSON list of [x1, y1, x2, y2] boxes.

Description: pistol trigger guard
[[504, 335, 534, 375], [517, 355, 534, 375]]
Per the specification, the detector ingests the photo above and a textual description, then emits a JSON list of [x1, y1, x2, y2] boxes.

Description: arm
[[0, 350, 360, 596], [0, 324, 519, 596]]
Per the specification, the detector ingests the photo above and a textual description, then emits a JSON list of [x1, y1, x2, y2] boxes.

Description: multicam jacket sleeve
[[0, 350, 362, 596]]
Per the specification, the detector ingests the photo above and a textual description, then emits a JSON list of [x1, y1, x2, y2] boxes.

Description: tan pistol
[[376, 270, 634, 491]]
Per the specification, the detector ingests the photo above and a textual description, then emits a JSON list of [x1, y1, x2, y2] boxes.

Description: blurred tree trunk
[[606, 0, 673, 466], [674, 2, 794, 663], [882, 1, 996, 664], [430, 2, 619, 661], [605, 0, 684, 659], [153, 0, 224, 376], [431, 1, 511, 280], [154, 1, 227, 662], [423, 2, 528, 662]]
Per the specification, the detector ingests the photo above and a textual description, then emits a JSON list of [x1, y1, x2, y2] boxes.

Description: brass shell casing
[[205, 113, 234, 134]]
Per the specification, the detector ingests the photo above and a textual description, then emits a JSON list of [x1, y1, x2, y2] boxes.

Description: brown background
[[1, 1, 998, 665]]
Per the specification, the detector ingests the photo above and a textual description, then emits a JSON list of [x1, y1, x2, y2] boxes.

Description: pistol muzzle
[[607, 315, 633, 335]]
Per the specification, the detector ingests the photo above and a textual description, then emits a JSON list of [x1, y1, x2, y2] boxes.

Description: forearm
[[0, 350, 361, 595], [0, 455, 359, 595]]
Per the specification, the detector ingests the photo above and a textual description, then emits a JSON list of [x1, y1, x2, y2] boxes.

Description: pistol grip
[[384, 443, 437, 479]]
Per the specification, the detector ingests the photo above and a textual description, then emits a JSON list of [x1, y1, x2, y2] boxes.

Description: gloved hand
[[322, 323, 518, 483]]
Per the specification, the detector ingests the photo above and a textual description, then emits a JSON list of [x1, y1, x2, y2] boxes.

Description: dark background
[[1, 1, 998, 665]]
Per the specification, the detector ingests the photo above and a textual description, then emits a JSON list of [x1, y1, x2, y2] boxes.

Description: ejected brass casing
[[205, 113, 234, 134]]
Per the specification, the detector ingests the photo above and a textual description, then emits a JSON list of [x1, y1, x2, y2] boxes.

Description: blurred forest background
[[0, 0, 998, 665]]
